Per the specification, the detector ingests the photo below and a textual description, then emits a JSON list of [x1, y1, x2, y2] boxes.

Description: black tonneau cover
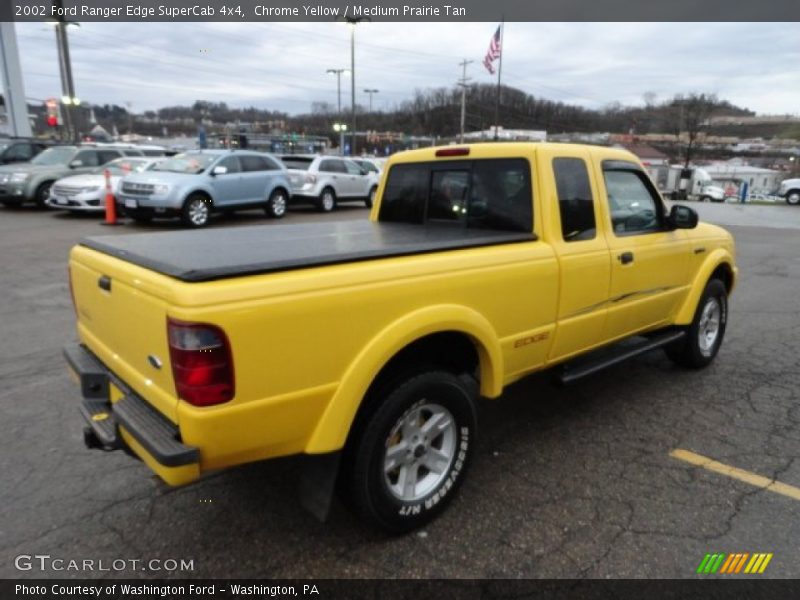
[[80, 220, 535, 282]]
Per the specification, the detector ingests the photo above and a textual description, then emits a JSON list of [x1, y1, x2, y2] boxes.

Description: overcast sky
[[13, 22, 800, 118]]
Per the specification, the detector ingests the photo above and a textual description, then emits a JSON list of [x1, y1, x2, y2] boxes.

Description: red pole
[[101, 168, 121, 226]]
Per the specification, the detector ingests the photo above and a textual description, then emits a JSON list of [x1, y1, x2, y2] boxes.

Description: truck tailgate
[[70, 246, 178, 423]]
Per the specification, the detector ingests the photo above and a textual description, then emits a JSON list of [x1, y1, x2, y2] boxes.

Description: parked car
[[778, 178, 800, 206], [47, 156, 164, 213], [116, 150, 291, 227], [280, 155, 378, 211], [0, 145, 126, 207], [0, 138, 51, 165]]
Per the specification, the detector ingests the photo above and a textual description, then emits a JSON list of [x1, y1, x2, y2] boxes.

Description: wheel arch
[[304, 305, 503, 454], [674, 250, 736, 325]]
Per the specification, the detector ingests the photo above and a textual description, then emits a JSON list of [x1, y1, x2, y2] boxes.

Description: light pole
[[363, 89, 379, 113], [50, 0, 79, 142], [345, 16, 368, 156], [326, 68, 348, 115], [333, 122, 348, 156]]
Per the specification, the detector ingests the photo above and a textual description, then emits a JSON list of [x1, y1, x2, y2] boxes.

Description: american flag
[[483, 25, 502, 74]]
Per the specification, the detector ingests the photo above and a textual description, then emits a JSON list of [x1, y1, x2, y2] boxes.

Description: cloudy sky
[[13, 22, 800, 117]]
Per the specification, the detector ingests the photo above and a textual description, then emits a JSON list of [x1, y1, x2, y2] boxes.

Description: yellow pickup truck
[[65, 143, 737, 532]]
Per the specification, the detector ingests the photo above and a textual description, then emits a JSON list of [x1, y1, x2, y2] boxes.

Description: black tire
[[34, 181, 54, 208], [265, 188, 288, 219], [316, 187, 336, 213], [787, 191, 800, 206], [665, 278, 728, 369], [344, 369, 477, 533], [180, 194, 212, 228], [700, 195, 711, 203], [365, 186, 377, 209]]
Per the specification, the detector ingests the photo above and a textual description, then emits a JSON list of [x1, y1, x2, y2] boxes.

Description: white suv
[[281, 155, 377, 211]]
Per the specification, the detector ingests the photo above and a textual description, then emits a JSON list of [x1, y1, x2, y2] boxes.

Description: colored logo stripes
[[696, 553, 773, 574]]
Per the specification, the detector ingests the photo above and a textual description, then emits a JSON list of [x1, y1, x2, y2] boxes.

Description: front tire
[[34, 182, 54, 208], [665, 278, 728, 368], [316, 187, 336, 213], [787, 191, 800, 206], [181, 194, 212, 228], [265, 188, 288, 219], [365, 186, 377, 208], [344, 369, 477, 533]]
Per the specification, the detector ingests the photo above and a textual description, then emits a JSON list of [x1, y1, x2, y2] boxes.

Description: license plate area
[[124, 198, 138, 208]]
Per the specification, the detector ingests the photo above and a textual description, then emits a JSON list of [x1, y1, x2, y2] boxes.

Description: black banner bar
[[4, 580, 800, 600], [4, 0, 800, 22]]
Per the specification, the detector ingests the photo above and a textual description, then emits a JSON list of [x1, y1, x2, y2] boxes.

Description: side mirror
[[667, 204, 698, 229], [360, 168, 368, 176], [211, 165, 228, 176], [69, 160, 83, 168]]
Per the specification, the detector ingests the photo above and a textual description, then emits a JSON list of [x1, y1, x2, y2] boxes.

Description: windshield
[[151, 153, 215, 174], [98, 158, 153, 175], [31, 146, 76, 166]]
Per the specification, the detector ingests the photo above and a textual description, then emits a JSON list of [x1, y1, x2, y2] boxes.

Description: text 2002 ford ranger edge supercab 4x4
[[65, 143, 737, 532]]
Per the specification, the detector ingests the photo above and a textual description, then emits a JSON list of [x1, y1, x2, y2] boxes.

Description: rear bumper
[[64, 343, 200, 485]]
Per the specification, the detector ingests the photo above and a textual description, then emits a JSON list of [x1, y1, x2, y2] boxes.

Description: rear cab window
[[553, 157, 596, 242], [379, 158, 533, 233]]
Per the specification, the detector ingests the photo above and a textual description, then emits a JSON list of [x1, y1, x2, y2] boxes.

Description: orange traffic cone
[[101, 168, 122, 226]]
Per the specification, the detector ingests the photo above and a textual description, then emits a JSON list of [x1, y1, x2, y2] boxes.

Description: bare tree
[[665, 93, 719, 168]]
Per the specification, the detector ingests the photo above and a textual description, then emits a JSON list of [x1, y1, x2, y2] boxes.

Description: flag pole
[[493, 18, 504, 141]]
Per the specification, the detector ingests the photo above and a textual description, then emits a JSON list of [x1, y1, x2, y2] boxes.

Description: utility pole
[[457, 59, 473, 143], [363, 89, 379, 113], [326, 68, 348, 114], [345, 16, 367, 156]]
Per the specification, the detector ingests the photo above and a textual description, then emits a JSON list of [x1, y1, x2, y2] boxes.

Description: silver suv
[[116, 150, 291, 227], [281, 155, 377, 212]]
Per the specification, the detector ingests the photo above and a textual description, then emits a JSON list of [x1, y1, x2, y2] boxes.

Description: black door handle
[[98, 275, 111, 291], [618, 252, 634, 265]]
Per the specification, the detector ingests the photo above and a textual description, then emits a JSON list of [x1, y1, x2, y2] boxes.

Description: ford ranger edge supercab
[[64, 143, 737, 533]]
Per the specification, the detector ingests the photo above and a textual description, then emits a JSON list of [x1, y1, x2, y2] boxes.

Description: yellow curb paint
[[744, 554, 760, 574], [670, 449, 800, 502]]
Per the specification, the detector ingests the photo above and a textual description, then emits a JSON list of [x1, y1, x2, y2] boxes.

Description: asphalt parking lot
[[1, 202, 799, 579]]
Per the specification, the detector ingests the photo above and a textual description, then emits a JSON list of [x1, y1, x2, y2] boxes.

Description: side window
[[262, 157, 281, 171], [379, 164, 427, 224], [74, 150, 100, 167], [553, 157, 596, 242], [98, 150, 123, 164], [429, 170, 470, 222], [239, 155, 269, 172], [344, 160, 362, 176], [216, 156, 241, 173], [318, 159, 336, 173], [362, 162, 379, 173], [7, 144, 34, 160], [603, 169, 662, 235]]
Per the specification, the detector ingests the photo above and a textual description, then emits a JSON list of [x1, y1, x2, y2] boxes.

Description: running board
[[556, 330, 686, 386]]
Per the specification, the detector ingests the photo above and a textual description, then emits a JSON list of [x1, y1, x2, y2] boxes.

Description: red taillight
[[167, 318, 234, 407], [435, 147, 470, 157]]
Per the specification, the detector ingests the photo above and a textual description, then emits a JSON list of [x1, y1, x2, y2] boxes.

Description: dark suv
[[0, 139, 49, 165]]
